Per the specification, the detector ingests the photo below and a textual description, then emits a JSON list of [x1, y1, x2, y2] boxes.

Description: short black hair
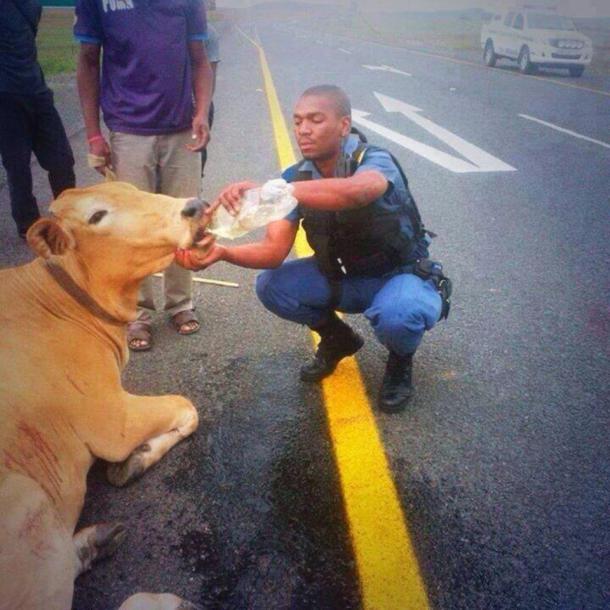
[[300, 85, 351, 118]]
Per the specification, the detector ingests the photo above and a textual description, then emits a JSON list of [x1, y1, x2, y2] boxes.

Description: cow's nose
[[181, 198, 207, 219]]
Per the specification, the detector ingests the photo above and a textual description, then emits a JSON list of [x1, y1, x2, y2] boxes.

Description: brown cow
[[0, 182, 210, 610]]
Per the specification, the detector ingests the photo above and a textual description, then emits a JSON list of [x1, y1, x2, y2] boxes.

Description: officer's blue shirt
[[282, 134, 430, 260]]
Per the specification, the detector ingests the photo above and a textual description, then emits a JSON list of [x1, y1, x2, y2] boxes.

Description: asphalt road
[[1, 8, 609, 610]]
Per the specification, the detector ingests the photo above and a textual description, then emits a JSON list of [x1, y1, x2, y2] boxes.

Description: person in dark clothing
[[0, 0, 75, 238]]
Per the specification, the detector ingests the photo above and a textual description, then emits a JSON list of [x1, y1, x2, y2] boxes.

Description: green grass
[[37, 9, 78, 76]]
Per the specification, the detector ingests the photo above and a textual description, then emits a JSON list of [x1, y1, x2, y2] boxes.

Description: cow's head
[[27, 182, 208, 280], [25, 183, 210, 322]]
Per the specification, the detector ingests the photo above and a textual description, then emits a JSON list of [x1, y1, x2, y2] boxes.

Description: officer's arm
[[291, 170, 388, 211], [179, 219, 298, 271], [222, 219, 298, 268]]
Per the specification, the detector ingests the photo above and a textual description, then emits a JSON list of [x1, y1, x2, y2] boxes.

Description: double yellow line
[[238, 26, 429, 610]]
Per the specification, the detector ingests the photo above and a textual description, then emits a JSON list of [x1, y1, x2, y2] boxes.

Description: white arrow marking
[[352, 110, 479, 173], [371, 92, 516, 173], [362, 64, 412, 77]]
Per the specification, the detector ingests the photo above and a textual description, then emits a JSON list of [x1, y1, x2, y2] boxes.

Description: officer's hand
[[88, 136, 112, 176], [175, 234, 225, 270], [187, 114, 210, 152], [213, 181, 259, 216]]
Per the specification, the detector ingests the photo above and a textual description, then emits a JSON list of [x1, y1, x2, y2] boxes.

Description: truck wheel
[[569, 65, 584, 77], [484, 40, 497, 67], [518, 46, 534, 74]]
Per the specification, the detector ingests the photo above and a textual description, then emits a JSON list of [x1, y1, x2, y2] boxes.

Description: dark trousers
[[0, 90, 75, 232]]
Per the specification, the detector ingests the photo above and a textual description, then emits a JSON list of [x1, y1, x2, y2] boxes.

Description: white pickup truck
[[481, 7, 593, 77]]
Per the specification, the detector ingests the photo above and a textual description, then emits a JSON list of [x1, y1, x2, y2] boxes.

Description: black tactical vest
[[293, 145, 426, 279]]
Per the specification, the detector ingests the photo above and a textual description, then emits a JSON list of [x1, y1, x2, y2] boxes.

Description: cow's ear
[[26, 218, 75, 259]]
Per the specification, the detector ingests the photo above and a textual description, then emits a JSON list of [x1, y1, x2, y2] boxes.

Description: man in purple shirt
[[74, 0, 214, 351]]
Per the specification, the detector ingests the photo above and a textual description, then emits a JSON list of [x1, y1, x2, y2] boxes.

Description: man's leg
[[31, 90, 75, 199], [110, 132, 158, 349], [0, 94, 39, 236], [365, 273, 442, 412], [256, 258, 364, 381], [157, 130, 201, 332]]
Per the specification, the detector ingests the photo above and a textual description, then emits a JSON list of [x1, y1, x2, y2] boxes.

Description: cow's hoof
[[94, 522, 127, 560], [107, 443, 150, 487], [76, 522, 127, 573]]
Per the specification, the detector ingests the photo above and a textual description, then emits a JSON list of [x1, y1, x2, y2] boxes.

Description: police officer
[[178, 85, 447, 413]]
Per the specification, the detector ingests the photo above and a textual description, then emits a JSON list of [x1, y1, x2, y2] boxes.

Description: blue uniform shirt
[[282, 134, 430, 260]]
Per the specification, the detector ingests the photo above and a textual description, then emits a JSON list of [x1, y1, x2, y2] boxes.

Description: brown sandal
[[127, 320, 153, 351], [171, 309, 200, 336]]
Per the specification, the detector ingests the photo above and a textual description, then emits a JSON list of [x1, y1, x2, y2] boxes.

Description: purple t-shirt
[[74, 0, 207, 135]]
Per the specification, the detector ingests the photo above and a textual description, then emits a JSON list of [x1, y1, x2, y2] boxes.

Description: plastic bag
[[207, 179, 297, 240]]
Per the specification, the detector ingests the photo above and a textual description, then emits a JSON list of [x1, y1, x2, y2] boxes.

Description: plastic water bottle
[[208, 181, 297, 240]]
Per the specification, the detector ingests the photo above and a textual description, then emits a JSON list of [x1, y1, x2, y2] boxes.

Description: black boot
[[378, 351, 414, 413], [300, 315, 364, 382]]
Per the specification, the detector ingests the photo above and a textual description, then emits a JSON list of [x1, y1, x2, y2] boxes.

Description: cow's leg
[[73, 522, 127, 577], [118, 592, 203, 610], [104, 394, 199, 487], [0, 473, 76, 610]]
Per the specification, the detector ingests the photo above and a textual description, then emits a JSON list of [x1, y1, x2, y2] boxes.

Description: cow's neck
[[52, 254, 139, 325], [24, 257, 131, 366]]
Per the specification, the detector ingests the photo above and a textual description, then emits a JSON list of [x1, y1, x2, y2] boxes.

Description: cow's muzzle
[[181, 198, 209, 220]]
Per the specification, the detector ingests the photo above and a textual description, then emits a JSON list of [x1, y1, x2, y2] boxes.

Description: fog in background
[[216, 0, 610, 19]]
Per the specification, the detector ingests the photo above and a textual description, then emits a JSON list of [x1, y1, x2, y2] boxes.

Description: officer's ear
[[340, 116, 351, 138]]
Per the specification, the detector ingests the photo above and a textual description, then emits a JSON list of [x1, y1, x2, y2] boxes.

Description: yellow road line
[[239, 27, 430, 610]]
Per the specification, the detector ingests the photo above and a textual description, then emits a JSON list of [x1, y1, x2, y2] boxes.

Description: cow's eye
[[88, 210, 108, 224]]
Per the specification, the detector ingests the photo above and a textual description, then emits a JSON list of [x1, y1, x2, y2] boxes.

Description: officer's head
[[293, 85, 352, 162]]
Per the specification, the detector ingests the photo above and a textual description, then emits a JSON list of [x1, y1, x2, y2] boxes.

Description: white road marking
[[362, 64, 412, 77], [352, 110, 479, 173], [339, 48, 352, 54], [519, 114, 610, 150], [351, 92, 516, 174]]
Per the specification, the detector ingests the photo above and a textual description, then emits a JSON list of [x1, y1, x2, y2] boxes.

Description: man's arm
[[214, 172, 387, 217], [177, 219, 298, 271], [187, 40, 213, 152], [76, 43, 111, 173], [291, 170, 388, 211]]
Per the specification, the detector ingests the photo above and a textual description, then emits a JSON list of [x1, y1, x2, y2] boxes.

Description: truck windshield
[[527, 13, 576, 30]]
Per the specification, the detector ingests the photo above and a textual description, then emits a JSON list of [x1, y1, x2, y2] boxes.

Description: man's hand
[[88, 135, 112, 176], [187, 114, 210, 152], [213, 181, 259, 216], [175, 234, 225, 271]]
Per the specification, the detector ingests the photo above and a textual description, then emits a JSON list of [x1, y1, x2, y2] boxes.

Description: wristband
[[87, 134, 105, 144]]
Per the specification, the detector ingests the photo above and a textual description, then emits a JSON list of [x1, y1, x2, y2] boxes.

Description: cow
[[0, 182, 210, 610]]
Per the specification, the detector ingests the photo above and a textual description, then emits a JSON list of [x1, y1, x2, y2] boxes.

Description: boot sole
[[377, 388, 414, 413], [300, 334, 364, 382]]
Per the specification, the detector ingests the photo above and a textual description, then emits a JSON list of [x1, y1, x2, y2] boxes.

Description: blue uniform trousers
[[256, 257, 442, 356]]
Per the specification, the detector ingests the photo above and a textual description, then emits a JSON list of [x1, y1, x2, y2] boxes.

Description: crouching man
[[178, 85, 450, 413]]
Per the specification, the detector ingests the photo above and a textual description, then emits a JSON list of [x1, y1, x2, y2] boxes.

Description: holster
[[413, 259, 453, 320]]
